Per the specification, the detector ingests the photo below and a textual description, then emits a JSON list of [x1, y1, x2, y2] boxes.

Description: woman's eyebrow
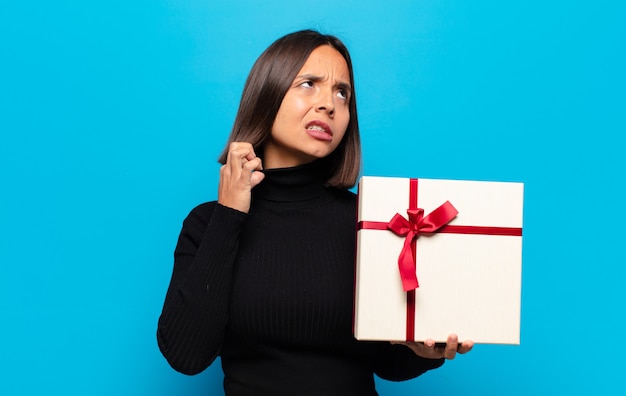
[[336, 81, 352, 93], [296, 73, 352, 92], [296, 73, 323, 82]]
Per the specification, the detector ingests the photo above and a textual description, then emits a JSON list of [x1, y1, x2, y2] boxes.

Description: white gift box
[[354, 176, 524, 344]]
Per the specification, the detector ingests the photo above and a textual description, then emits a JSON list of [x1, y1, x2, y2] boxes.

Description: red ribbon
[[387, 201, 459, 291]]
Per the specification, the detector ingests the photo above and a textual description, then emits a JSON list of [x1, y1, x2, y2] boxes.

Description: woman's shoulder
[[328, 186, 357, 204], [183, 200, 249, 229], [185, 201, 218, 221], [325, 187, 357, 220]]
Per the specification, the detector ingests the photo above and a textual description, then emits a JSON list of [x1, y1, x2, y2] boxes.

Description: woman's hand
[[392, 334, 474, 360], [218, 142, 265, 213]]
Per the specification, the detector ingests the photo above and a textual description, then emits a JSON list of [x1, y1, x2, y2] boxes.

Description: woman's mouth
[[305, 121, 333, 141]]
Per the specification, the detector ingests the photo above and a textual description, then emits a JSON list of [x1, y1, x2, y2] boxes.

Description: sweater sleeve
[[371, 342, 445, 381], [157, 202, 247, 375]]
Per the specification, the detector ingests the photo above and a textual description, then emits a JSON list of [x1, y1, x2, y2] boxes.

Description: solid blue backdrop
[[1, 0, 624, 395]]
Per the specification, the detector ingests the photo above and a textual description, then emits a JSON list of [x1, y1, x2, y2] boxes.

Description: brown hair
[[217, 29, 361, 188]]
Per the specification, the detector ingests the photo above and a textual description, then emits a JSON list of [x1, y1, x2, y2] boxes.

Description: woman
[[157, 29, 472, 395]]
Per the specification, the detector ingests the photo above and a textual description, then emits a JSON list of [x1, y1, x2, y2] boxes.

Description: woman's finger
[[457, 340, 474, 354], [226, 142, 255, 175], [443, 334, 459, 359]]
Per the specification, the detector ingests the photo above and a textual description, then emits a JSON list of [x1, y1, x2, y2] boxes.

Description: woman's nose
[[315, 90, 335, 116]]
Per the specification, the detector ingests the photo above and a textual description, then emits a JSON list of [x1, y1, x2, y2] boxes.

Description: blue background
[[1, 0, 624, 394]]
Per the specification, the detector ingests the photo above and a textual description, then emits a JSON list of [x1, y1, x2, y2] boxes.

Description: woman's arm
[[157, 202, 247, 375], [370, 342, 445, 381], [372, 334, 473, 381], [158, 142, 263, 375]]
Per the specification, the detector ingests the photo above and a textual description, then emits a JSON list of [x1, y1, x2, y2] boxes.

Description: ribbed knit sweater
[[157, 160, 444, 395]]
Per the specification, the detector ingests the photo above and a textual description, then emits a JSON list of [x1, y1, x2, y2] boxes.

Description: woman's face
[[264, 45, 351, 169]]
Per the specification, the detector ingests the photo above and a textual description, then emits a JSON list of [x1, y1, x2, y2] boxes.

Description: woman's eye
[[301, 80, 314, 88], [337, 90, 348, 100]]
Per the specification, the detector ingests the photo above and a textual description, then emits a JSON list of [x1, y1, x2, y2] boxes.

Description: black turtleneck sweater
[[157, 161, 444, 395]]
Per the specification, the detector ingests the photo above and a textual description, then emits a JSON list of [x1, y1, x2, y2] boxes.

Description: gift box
[[353, 176, 524, 344]]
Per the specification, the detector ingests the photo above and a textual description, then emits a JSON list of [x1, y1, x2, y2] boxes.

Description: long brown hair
[[217, 29, 361, 188]]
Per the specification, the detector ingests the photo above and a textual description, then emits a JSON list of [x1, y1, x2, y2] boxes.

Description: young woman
[[157, 29, 472, 395]]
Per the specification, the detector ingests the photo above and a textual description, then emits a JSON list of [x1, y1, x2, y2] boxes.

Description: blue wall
[[1, 1, 624, 394]]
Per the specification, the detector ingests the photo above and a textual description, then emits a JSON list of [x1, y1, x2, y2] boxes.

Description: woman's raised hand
[[218, 142, 265, 213]]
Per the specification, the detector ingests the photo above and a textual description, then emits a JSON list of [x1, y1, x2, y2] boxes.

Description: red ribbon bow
[[387, 201, 459, 291]]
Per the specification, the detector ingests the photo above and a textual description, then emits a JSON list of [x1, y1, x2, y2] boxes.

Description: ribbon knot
[[387, 201, 458, 291]]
